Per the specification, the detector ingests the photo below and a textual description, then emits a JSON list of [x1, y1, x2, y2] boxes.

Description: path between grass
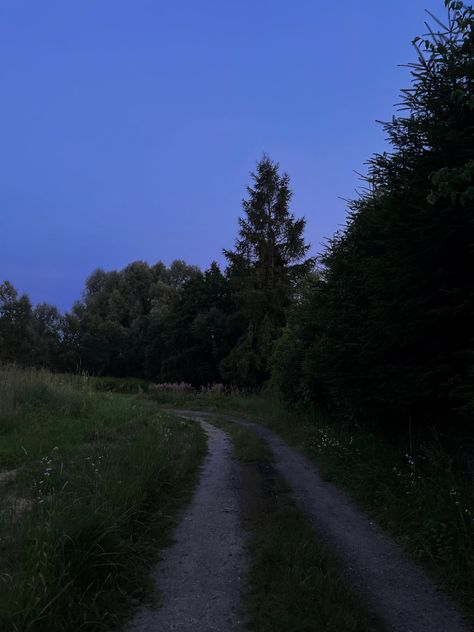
[[123, 420, 248, 632], [173, 410, 470, 632]]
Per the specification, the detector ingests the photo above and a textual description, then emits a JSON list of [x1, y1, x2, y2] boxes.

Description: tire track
[[124, 420, 247, 632]]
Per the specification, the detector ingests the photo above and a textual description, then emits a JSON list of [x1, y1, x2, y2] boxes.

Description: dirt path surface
[[174, 410, 470, 632], [124, 419, 248, 632]]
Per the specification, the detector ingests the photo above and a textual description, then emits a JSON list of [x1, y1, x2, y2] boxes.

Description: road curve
[[174, 410, 470, 632]]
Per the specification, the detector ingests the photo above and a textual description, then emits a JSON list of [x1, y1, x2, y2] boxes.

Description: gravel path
[[174, 410, 471, 632], [124, 420, 247, 632]]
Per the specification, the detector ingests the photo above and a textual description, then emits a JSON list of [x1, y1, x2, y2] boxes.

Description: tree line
[[2, 1, 473, 433], [1, 155, 312, 389]]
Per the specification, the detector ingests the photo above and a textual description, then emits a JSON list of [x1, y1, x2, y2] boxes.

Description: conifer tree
[[271, 1, 474, 428], [221, 155, 314, 387]]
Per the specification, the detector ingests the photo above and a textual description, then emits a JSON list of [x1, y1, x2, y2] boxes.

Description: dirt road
[[124, 420, 248, 632], [124, 410, 470, 632], [173, 410, 470, 632]]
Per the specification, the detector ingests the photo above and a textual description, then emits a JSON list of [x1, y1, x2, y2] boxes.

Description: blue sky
[[1, 0, 445, 310]]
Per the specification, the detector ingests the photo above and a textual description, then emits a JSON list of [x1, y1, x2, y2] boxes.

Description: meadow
[[0, 367, 205, 632]]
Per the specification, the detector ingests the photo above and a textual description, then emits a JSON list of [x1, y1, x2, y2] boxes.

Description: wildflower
[[405, 453, 416, 468]]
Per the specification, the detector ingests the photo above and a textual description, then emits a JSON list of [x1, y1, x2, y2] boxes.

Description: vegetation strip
[[205, 415, 378, 632], [203, 416, 273, 463], [0, 368, 206, 632]]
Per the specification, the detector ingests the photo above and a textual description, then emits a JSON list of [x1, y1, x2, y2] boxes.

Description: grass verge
[[208, 415, 377, 632], [0, 367, 206, 632], [204, 417, 272, 463]]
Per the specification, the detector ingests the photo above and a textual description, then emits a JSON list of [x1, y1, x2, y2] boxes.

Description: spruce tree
[[221, 155, 314, 387]]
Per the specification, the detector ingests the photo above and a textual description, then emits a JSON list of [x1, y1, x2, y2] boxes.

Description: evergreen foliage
[[221, 155, 314, 387], [272, 1, 474, 429]]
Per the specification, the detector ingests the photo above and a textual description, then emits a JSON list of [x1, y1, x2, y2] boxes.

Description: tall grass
[[0, 367, 206, 631], [304, 422, 474, 615], [0, 367, 91, 427], [92, 375, 153, 394]]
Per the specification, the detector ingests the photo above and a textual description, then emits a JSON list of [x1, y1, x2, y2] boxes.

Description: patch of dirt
[[123, 419, 248, 632], [174, 410, 470, 632]]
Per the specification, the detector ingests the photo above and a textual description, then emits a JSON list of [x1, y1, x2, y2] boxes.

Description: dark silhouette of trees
[[272, 1, 474, 430], [221, 155, 314, 387], [0, 281, 34, 364], [1, 1, 472, 439]]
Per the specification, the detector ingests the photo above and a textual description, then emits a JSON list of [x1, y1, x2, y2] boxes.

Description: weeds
[[0, 367, 206, 631], [305, 424, 474, 613]]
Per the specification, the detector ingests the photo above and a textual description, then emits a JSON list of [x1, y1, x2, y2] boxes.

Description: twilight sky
[[1, 0, 444, 311]]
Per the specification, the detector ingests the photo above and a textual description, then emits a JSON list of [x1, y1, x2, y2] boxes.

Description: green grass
[[213, 414, 376, 632], [158, 390, 474, 620], [92, 375, 153, 394], [145, 387, 265, 413], [206, 417, 273, 463], [247, 504, 376, 632], [0, 367, 206, 632]]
